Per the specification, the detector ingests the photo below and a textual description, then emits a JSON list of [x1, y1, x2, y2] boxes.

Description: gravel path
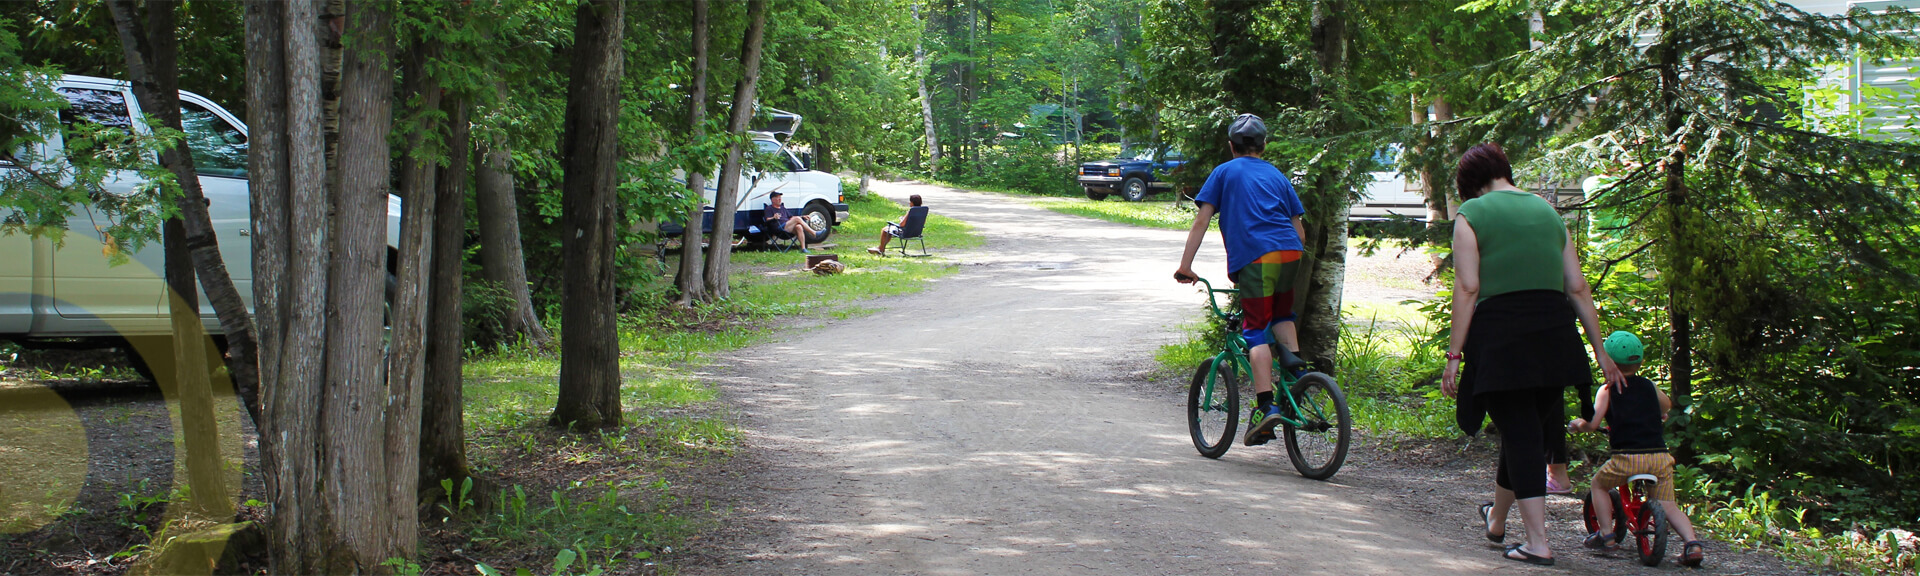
[[679, 180, 1810, 575]]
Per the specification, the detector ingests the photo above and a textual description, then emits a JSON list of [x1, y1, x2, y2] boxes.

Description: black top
[[1606, 376, 1668, 454], [766, 204, 792, 222]]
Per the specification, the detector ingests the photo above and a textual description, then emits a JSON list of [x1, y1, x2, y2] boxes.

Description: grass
[[1028, 197, 1201, 230], [445, 191, 980, 574]]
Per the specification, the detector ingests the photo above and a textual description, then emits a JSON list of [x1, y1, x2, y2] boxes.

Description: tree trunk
[[249, 0, 334, 569], [323, 0, 407, 567], [915, 7, 940, 177], [675, 0, 710, 305], [105, 0, 237, 520], [1298, 0, 1352, 373], [421, 96, 472, 489], [1658, 31, 1695, 461], [701, 0, 770, 301], [474, 92, 551, 348], [381, 29, 440, 556], [551, 0, 626, 431]]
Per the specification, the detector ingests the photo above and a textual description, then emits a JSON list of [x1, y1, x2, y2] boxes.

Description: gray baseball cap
[[1229, 114, 1267, 148]]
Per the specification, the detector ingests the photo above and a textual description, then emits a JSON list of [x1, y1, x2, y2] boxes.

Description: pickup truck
[[660, 114, 849, 245], [1, 74, 402, 364], [1077, 147, 1186, 202]]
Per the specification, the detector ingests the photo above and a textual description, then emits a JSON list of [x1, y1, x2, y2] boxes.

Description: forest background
[[3, 0, 1918, 573]]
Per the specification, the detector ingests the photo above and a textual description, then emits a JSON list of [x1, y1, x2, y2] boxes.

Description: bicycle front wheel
[[1636, 497, 1669, 566], [1187, 357, 1243, 459], [1282, 373, 1351, 480]]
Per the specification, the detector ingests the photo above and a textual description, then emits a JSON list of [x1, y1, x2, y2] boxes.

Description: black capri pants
[[1485, 386, 1567, 500]]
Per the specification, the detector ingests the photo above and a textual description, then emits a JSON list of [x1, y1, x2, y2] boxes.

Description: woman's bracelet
[[1445, 351, 1463, 360]]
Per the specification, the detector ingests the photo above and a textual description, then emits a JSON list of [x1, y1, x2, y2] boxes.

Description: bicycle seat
[[1627, 474, 1660, 484], [1274, 345, 1309, 371]]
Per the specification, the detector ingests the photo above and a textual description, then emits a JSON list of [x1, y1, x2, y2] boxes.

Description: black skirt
[[1455, 290, 1595, 436]]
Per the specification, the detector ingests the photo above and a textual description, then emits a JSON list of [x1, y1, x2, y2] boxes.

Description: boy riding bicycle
[[1568, 331, 1706, 566], [1174, 114, 1309, 447]]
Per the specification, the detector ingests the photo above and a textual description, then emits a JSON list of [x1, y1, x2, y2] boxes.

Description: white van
[[661, 114, 849, 244], [1348, 145, 1430, 222], [1, 75, 402, 352]]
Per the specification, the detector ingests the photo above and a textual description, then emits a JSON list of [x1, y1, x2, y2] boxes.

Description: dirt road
[[686, 180, 1498, 575], [684, 180, 1805, 576]]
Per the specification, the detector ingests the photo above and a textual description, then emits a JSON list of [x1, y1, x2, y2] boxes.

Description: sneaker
[[800, 248, 812, 254], [1243, 405, 1284, 446]]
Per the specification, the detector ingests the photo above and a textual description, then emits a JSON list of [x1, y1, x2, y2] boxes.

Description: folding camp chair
[[889, 206, 930, 257]]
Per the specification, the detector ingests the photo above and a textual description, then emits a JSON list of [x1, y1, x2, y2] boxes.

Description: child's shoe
[[1583, 531, 1618, 551]]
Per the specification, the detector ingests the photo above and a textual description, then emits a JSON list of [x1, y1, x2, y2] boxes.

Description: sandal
[[1583, 531, 1618, 551], [1504, 544, 1555, 566], [1546, 477, 1574, 496], [1479, 502, 1504, 543], [867, 247, 884, 256], [1681, 540, 1705, 567]]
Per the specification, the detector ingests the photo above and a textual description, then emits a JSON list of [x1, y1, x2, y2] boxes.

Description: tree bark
[[1658, 29, 1695, 461], [701, 0, 770, 301], [421, 96, 472, 489], [381, 28, 439, 557], [675, 0, 711, 305], [551, 0, 626, 431], [323, 0, 405, 568], [474, 87, 551, 348], [105, 0, 238, 520], [1298, 0, 1352, 373], [250, 0, 335, 569]]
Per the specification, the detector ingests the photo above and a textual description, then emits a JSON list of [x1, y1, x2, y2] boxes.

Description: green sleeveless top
[[1456, 190, 1566, 303]]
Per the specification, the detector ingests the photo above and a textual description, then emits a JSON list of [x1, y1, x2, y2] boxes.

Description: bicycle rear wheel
[[1282, 373, 1351, 480], [1187, 357, 1243, 459], [1581, 489, 1628, 546], [1635, 492, 1669, 566]]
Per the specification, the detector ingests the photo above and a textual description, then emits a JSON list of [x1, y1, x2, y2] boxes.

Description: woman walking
[[1440, 143, 1623, 566]]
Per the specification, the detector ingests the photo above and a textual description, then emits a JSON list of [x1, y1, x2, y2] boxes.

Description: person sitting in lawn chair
[[868, 194, 923, 256], [764, 191, 817, 253]]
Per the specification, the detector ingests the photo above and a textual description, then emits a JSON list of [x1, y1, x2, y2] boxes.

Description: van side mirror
[[795, 152, 813, 172]]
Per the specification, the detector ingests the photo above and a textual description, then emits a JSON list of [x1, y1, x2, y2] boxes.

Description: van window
[[57, 88, 133, 130], [752, 139, 800, 172], [56, 88, 134, 157], [181, 101, 247, 178]]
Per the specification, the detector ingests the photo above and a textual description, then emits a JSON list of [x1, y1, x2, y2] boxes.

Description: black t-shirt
[[1606, 376, 1668, 454]]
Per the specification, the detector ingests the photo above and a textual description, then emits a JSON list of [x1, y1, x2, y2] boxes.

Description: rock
[[128, 521, 260, 576], [1877, 528, 1917, 553]]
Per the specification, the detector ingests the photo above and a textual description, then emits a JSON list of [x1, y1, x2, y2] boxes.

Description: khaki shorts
[[1591, 452, 1676, 501]]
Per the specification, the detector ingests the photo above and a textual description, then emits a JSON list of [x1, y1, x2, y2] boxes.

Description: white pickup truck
[[1, 74, 402, 360]]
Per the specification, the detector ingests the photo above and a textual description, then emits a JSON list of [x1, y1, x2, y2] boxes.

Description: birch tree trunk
[[702, 0, 770, 300], [675, 0, 711, 305], [915, 3, 941, 176], [1298, 0, 1352, 373], [551, 0, 626, 431], [421, 96, 473, 489], [105, 0, 238, 520]]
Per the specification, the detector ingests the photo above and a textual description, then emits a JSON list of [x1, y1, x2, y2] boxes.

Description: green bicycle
[[1182, 276, 1352, 480]]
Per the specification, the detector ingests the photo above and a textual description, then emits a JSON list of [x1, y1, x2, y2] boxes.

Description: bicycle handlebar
[[1180, 275, 1240, 321]]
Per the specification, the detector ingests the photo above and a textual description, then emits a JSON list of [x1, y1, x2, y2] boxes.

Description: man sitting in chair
[[867, 194, 923, 256], [764, 191, 816, 254]]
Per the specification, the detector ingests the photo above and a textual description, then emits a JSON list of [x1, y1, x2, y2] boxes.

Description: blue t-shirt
[[1193, 156, 1307, 273]]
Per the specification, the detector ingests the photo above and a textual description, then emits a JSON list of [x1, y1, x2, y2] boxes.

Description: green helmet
[[1604, 331, 1644, 365]]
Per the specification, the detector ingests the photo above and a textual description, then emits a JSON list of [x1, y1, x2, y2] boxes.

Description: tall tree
[[701, 0, 771, 301], [551, 0, 626, 431], [1295, 0, 1357, 372], [103, 0, 236, 520], [915, 3, 941, 174], [474, 85, 552, 348], [675, 0, 712, 305], [247, 0, 423, 569], [421, 95, 473, 489]]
